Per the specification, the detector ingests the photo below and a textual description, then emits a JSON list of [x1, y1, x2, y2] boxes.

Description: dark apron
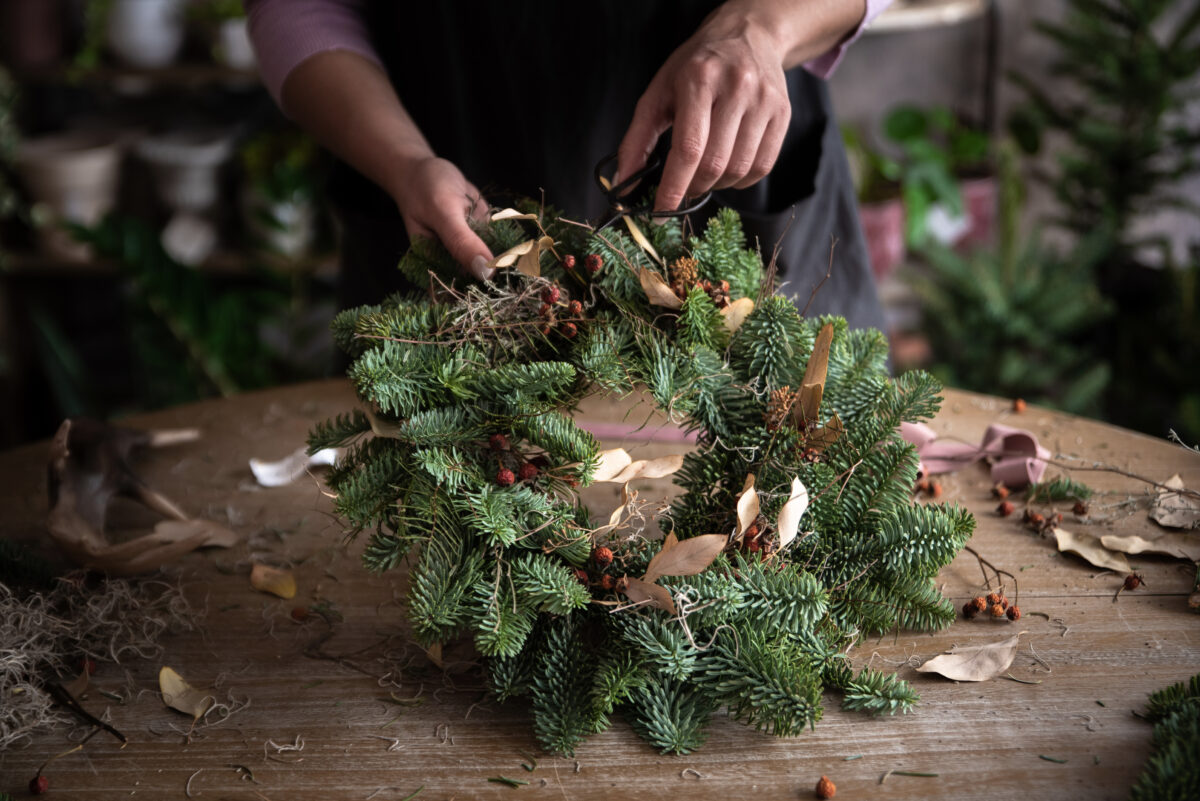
[[330, 2, 885, 334]]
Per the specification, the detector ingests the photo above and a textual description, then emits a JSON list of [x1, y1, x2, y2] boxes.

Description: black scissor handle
[[593, 152, 713, 220]]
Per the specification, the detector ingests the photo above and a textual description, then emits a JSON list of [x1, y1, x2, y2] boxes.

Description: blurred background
[[0, 0, 1196, 448]]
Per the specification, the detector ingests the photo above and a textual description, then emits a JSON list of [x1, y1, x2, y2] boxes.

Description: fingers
[[397, 159, 495, 281], [434, 203, 494, 281], [616, 84, 670, 187], [654, 79, 713, 212], [729, 109, 788, 191]]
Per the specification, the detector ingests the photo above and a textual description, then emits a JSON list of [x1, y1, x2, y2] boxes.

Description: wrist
[[710, 0, 866, 70]]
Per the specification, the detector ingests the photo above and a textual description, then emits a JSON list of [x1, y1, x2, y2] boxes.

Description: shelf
[[20, 62, 261, 92], [3, 249, 338, 279], [867, 0, 989, 34]]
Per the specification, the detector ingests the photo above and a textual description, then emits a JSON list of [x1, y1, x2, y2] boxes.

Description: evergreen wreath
[[309, 202, 974, 755]]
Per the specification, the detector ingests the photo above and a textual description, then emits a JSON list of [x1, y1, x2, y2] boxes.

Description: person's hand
[[391, 156, 494, 281], [617, 8, 792, 212]]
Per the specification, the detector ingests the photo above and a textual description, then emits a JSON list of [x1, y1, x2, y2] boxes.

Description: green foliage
[[1130, 673, 1200, 801], [1027, 475, 1094, 503], [315, 203, 972, 755]]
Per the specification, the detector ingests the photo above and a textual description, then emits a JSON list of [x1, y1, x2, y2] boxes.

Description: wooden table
[[1, 380, 1198, 800]]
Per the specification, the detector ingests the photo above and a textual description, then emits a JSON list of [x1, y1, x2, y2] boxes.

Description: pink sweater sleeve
[[244, 0, 383, 111], [803, 0, 894, 78]]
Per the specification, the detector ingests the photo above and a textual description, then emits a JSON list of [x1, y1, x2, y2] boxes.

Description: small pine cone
[[541, 285, 561, 304], [764, 386, 797, 431], [561, 321, 578, 338], [992, 482, 1010, 500], [987, 592, 1003, 606], [802, 447, 821, 464], [669, 256, 699, 289], [1124, 573, 1144, 591], [706, 281, 731, 309], [584, 253, 603, 274], [518, 462, 538, 481], [567, 299, 583, 316], [489, 434, 510, 451], [496, 468, 516, 487], [562, 254, 576, 270], [997, 500, 1014, 517], [1073, 500, 1088, 516], [815, 775, 836, 799], [971, 596, 987, 613], [592, 546, 614, 569], [599, 574, 616, 591], [989, 603, 1006, 618], [963, 601, 978, 619], [1006, 605, 1021, 621]]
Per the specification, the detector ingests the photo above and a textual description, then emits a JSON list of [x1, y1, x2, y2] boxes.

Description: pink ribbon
[[900, 422, 1049, 489]]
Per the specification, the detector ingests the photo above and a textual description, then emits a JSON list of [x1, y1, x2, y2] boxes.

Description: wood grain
[[1, 380, 1197, 800]]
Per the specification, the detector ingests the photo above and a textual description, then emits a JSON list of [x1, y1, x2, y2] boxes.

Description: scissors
[[592, 152, 712, 231]]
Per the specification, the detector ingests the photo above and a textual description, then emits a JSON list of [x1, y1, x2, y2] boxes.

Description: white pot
[[242, 187, 316, 258], [106, 0, 186, 69], [136, 130, 234, 214], [16, 132, 123, 261], [215, 18, 256, 71]]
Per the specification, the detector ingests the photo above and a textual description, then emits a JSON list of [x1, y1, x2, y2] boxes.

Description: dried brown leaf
[[623, 217, 662, 265], [608, 454, 685, 484], [622, 577, 676, 614], [489, 238, 536, 269], [1054, 528, 1131, 573], [250, 563, 297, 599], [639, 268, 683, 309], [365, 407, 405, 438], [721, 297, 754, 332], [793, 323, 833, 426], [158, 666, 214, 720], [776, 477, 809, 549], [915, 633, 1025, 682], [1150, 474, 1200, 529], [1101, 532, 1200, 561], [154, 519, 239, 549], [592, 448, 634, 483], [735, 474, 759, 536], [643, 534, 727, 584], [490, 208, 538, 222], [515, 235, 554, 278]]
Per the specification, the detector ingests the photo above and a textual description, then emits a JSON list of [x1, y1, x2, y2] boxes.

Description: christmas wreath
[[308, 202, 973, 755]]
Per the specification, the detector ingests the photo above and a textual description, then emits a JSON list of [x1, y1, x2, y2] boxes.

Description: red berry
[[584, 253, 603, 274], [567, 300, 583, 316], [916, 478, 930, 494], [1013, 398, 1027, 413], [599, 574, 616, 591], [518, 462, 538, 481], [573, 568, 589, 585], [1073, 500, 1088, 516], [489, 434, 509, 451], [987, 592, 1002, 606], [496, 468, 516, 487], [561, 322, 578, 338], [971, 596, 987, 613], [962, 601, 978, 619], [1006, 605, 1021, 621], [997, 500, 1014, 517], [816, 775, 836, 799], [1124, 573, 1144, 592], [929, 481, 943, 499], [541, 286, 561, 304], [561, 254, 576, 269], [992, 483, 1010, 500], [291, 606, 310, 622], [592, 546, 614, 569], [538, 302, 553, 317], [539, 324, 552, 336], [989, 603, 1006, 618], [30, 775, 48, 795], [746, 539, 761, 554]]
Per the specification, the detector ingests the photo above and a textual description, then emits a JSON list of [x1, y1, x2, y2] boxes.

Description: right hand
[[392, 156, 494, 281]]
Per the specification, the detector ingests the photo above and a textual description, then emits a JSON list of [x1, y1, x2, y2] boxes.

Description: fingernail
[[471, 255, 494, 281]]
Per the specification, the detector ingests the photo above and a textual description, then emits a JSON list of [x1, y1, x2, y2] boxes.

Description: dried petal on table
[[250, 563, 297, 599], [1101, 532, 1200, 562], [158, 666, 214, 720], [1054, 528, 1132, 573], [1150, 474, 1200, 529], [915, 632, 1025, 682]]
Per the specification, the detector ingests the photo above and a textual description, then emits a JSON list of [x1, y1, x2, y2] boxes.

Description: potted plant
[[883, 104, 993, 250], [239, 130, 321, 259], [842, 124, 905, 281], [188, 0, 255, 71], [103, 0, 187, 69]]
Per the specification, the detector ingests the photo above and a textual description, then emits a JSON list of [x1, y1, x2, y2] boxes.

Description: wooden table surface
[[1, 379, 1198, 801]]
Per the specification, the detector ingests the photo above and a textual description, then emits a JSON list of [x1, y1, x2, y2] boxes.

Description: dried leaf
[[806, 412, 844, 453], [638, 268, 683, 309], [623, 216, 662, 265], [1054, 528, 1131, 573], [490, 208, 538, 222], [735, 474, 759, 536], [721, 297, 754, 332], [793, 323, 834, 426], [915, 633, 1025, 682], [515, 235, 555, 278], [623, 577, 676, 615], [608, 454, 686, 484], [1150, 474, 1200, 529], [489, 238, 536, 269], [776, 477, 809, 549], [592, 448, 634, 482], [365, 407, 405, 438], [643, 534, 727, 584], [153, 519, 239, 549], [250, 446, 338, 487], [1101, 532, 1200, 562], [424, 642, 444, 669], [250, 563, 297, 599], [158, 666, 214, 720]]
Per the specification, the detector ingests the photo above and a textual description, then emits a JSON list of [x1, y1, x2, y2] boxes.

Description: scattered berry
[[1124, 573, 1145, 592], [989, 603, 1006, 618], [962, 601, 978, 619], [29, 775, 48, 795], [565, 476, 580, 488], [561, 254, 576, 270], [999, 596, 1009, 610], [290, 606, 310, 622], [541, 285, 561, 304], [567, 299, 583, 316], [1013, 397, 1027, 413], [929, 481, 943, 499], [496, 468, 516, 487], [997, 500, 1014, 517], [1073, 500, 1088, 516], [971, 596, 987, 613], [592, 546, 614, 569], [916, 478, 931, 494], [1027, 511, 1045, 529], [489, 434, 509, 451], [584, 253, 603, 274], [561, 321, 578, 338], [518, 462, 538, 481], [992, 482, 1010, 500], [815, 775, 836, 799], [1006, 605, 1021, 621]]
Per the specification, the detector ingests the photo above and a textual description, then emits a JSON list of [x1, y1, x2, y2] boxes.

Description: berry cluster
[[536, 283, 583, 338], [962, 590, 1021, 621], [489, 433, 545, 487], [738, 514, 775, 557], [1023, 508, 1062, 534], [664, 255, 731, 307], [561, 252, 604, 276], [573, 546, 621, 591]]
